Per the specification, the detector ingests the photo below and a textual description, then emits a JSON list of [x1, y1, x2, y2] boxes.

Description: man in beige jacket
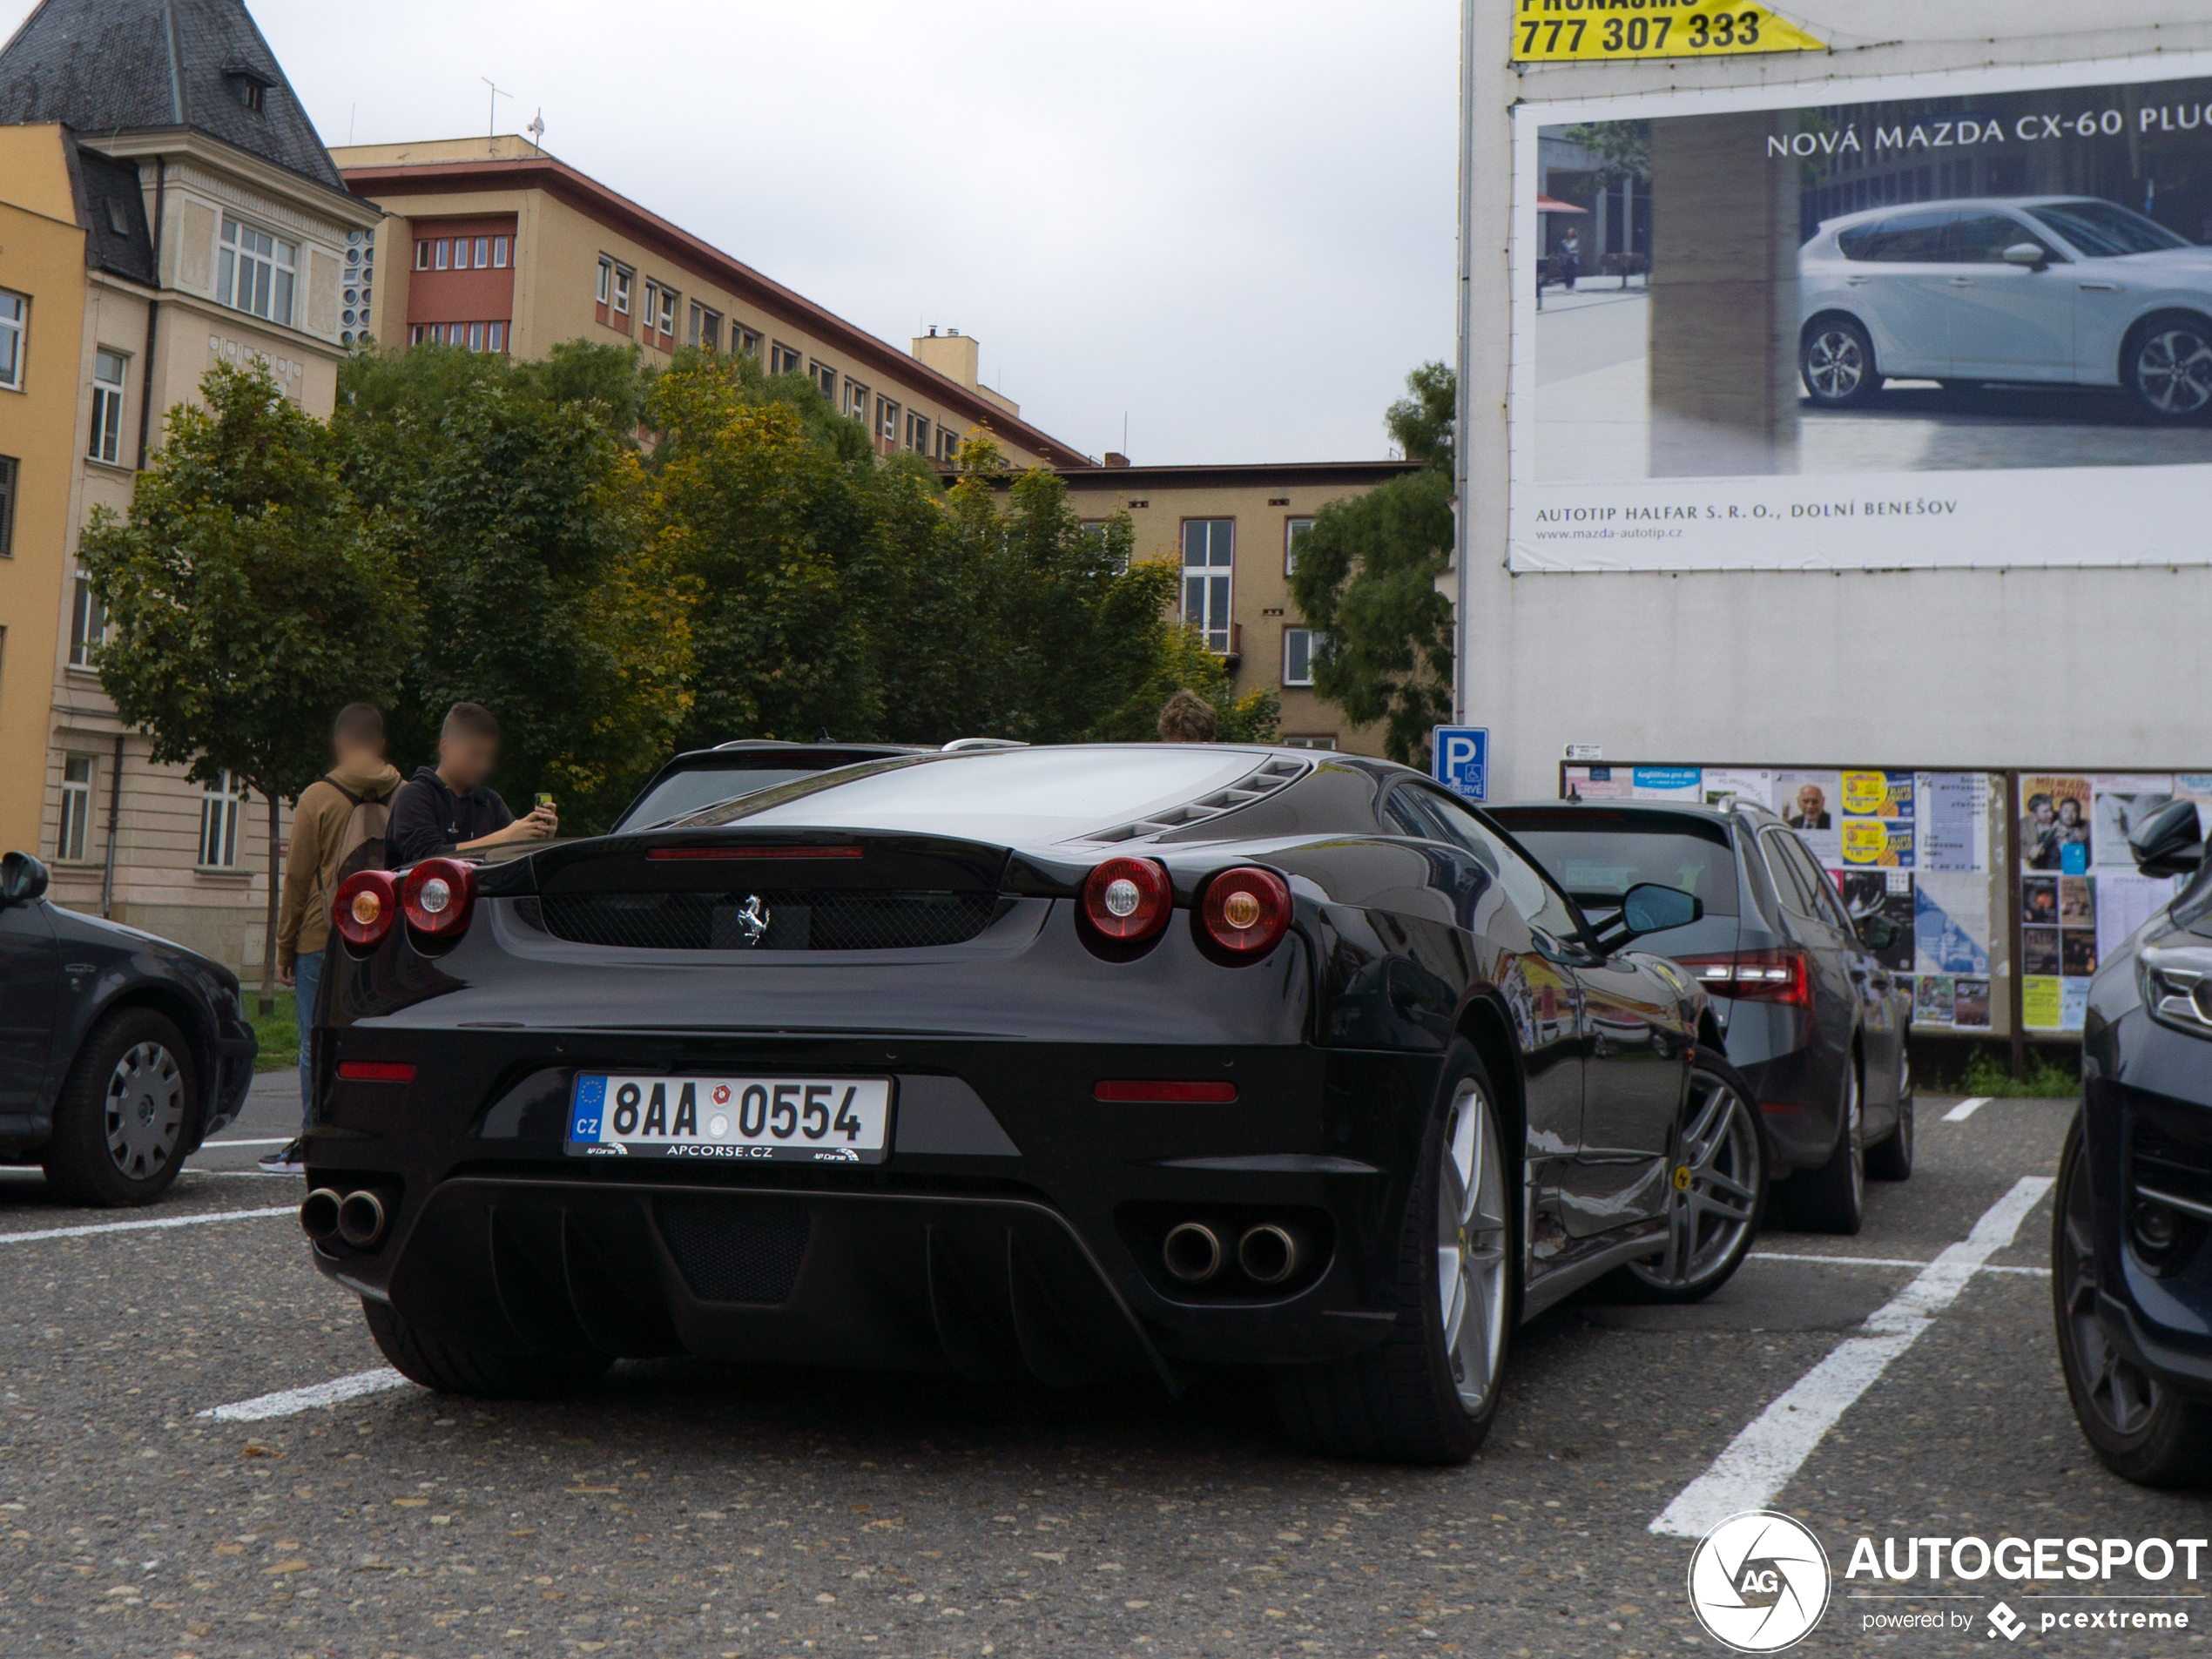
[[266, 704, 402, 1173]]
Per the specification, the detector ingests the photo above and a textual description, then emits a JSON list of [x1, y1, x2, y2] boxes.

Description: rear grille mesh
[[537, 890, 1001, 951], [655, 1197, 811, 1304]]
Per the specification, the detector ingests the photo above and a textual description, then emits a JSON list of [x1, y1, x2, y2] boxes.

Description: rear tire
[[362, 1298, 611, 1399], [2123, 312, 2212, 421], [41, 1008, 198, 1208], [1865, 1088, 1914, 1181], [1784, 1060, 1865, 1235], [2053, 1116, 2212, 1487], [1271, 1042, 1512, 1465]]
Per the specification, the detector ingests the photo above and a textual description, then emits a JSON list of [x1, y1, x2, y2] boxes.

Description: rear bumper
[[304, 1035, 1441, 1381]]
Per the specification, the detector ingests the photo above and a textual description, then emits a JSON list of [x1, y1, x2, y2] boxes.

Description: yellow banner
[[1512, 3, 1825, 63]]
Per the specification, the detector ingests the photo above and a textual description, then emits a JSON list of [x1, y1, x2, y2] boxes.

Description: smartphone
[[535, 792, 556, 811]]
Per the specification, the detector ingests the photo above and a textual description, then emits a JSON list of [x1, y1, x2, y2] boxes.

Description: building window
[[938, 426, 961, 463], [416, 239, 432, 272], [474, 236, 489, 268], [219, 215, 296, 324], [434, 239, 449, 270], [69, 572, 105, 667], [492, 235, 509, 267], [489, 320, 505, 353], [0, 455, 17, 555], [452, 238, 469, 271], [876, 395, 900, 443], [612, 266, 632, 316], [809, 361, 838, 401], [199, 770, 246, 867], [1079, 519, 1129, 575], [0, 288, 24, 389], [1285, 516, 1313, 576], [468, 321, 484, 352], [1280, 735, 1338, 751], [689, 304, 722, 349], [57, 755, 93, 861], [770, 342, 802, 375], [845, 379, 869, 421], [1181, 519, 1234, 652], [641, 280, 659, 331], [596, 257, 610, 304], [906, 410, 930, 453], [733, 326, 760, 358], [88, 349, 125, 464], [658, 287, 678, 337], [1282, 627, 1321, 687]]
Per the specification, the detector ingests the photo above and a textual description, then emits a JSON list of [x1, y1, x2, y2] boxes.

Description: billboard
[[1511, 55, 2212, 570]]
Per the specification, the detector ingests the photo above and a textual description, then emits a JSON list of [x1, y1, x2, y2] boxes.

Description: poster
[[1914, 872, 1991, 975], [1631, 765, 1704, 800], [2023, 925, 2060, 976], [1919, 773, 1989, 873], [1564, 765, 1633, 800], [1773, 770, 1842, 863], [2020, 775, 2093, 873], [2093, 774, 2176, 867], [1702, 768, 1775, 810], [1841, 771, 1913, 819], [1838, 870, 1913, 971], [2097, 870, 2179, 962], [1842, 817, 1914, 867], [1514, 62, 2212, 574], [1914, 974, 1954, 1026], [1952, 976, 1993, 1029], [2062, 978, 2092, 1031], [2023, 976, 2063, 1030]]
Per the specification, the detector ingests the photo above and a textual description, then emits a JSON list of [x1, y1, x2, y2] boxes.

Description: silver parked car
[[1799, 196, 2212, 419]]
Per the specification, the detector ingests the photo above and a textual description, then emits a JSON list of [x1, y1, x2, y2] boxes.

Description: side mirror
[[1858, 914, 1898, 952], [1592, 882, 1703, 948], [2130, 799, 2204, 879], [1, 851, 51, 907], [2002, 242, 2047, 268]]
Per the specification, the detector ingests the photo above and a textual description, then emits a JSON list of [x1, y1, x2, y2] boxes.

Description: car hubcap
[[105, 1042, 184, 1180], [2060, 1144, 2161, 1436], [1437, 1078, 1509, 1413], [1630, 1069, 1761, 1290], [2136, 328, 2212, 414], [1807, 330, 1864, 399]]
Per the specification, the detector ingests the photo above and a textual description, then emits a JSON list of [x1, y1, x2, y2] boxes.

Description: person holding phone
[[387, 702, 558, 867]]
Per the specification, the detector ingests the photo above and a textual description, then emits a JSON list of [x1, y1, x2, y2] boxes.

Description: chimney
[[912, 327, 980, 389], [1103, 452, 1131, 468]]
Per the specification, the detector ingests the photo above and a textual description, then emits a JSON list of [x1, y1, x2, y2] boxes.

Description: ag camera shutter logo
[[1688, 1511, 1832, 1652]]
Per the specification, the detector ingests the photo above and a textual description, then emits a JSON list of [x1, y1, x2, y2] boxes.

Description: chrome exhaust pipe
[[1163, 1221, 1224, 1284], [300, 1187, 342, 1244], [335, 1189, 390, 1249], [1238, 1223, 1304, 1286]]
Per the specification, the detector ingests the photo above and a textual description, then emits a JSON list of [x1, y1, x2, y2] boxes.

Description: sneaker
[[256, 1137, 307, 1175]]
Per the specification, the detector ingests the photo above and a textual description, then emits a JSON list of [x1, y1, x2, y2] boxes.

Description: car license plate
[[566, 1074, 894, 1163]]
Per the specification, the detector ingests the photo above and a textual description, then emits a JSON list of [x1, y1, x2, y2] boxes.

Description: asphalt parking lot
[[1, 1080, 2202, 1658]]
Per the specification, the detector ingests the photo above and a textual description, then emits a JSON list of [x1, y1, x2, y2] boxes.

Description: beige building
[[332, 136, 1089, 470], [0, 0, 381, 968], [1057, 461, 1421, 754]]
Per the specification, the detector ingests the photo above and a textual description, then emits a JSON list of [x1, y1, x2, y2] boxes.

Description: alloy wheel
[[103, 1041, 185, 1180], [1437, 1078, 1509, 1413], [2058, 1144, 2161, 1436], [2134, 327, 2212, 415], [1629, 1069, 1761, 1291], [1805, 329, 1865, 400], [1845, 1065, 1865, 1212]]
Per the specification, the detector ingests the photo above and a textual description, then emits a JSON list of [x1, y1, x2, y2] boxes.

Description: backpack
[[318, 779, 395, 907]]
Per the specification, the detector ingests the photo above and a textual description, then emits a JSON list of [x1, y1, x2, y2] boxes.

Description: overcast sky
[[4, 0, 1460, 462]]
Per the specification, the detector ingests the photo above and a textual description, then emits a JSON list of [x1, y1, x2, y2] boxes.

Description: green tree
[[1386, 361, 1456, 475], [78, 365, 415, 1009], [338, 345, 693, 831], [1561, 118, 1651, 189], [1287, 464, 1455, 765]]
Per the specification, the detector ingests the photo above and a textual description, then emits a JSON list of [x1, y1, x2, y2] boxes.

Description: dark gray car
[[1489, 800, 1913, 1234]]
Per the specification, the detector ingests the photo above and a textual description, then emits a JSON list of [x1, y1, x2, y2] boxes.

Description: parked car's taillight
[[1081, 857, 1172, 942], [401, 858, 476, 940], [333, 870, 400, 948], [1676, 948, 1811, 1008], [1198, 867, 1291, 958]]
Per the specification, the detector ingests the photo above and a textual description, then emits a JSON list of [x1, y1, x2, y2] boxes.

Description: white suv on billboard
[[1799, 197, 2212, 420]]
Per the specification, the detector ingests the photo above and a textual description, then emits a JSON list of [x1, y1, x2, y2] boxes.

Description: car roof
[[1814, 195, 2107, 233]]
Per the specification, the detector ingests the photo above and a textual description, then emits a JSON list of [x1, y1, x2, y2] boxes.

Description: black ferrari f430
[[304, 745, 1767, 1463]]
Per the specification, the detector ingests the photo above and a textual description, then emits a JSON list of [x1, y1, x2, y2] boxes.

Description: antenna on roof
[[526, 108, 545, 154], [481, 77, 510, 140]]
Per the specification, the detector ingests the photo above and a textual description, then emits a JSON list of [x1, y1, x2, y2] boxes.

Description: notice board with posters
[[1511, 56, 2212, 572], [1556, 765, 2205, 1035]]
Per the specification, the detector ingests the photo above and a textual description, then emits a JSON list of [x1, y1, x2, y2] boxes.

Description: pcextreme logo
[[1687, 1510, 1832, 1652]]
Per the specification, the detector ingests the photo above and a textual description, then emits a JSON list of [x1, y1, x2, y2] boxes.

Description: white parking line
[[198, 1368, 413, 1422], [1651, 1176, 2054, 1539], [1750, 1251, 2050, 1277], [1943, 1096, 1993, 1122], [0, 1204, 297, 1245]]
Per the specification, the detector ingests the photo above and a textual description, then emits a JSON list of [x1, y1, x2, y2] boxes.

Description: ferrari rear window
[[725, 746, 1283, 842], [617, 768, 825, 830], [1494, 819, 1740, 917]]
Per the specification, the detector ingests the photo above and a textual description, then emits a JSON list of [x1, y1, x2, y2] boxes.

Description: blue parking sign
[[1432, 726, 1489, 802]]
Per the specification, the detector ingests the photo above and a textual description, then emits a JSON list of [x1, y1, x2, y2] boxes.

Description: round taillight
[[1081, 857, 1171, 942], [401, 858, 475, 938], [1199, 867, 1291, 958], [333, 870, 399, 948]]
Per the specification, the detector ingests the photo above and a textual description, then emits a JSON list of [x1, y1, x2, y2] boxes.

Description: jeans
[[293, 945, 324, 1139]]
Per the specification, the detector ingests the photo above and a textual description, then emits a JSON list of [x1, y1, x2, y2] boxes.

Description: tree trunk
[[259, 788, 281, 1017]]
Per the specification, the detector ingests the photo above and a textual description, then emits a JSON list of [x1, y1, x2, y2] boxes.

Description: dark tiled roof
[[0, 0, 344, 192], [65, 138, 156, 284]]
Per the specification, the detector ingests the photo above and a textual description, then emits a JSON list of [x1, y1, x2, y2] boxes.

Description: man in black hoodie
[[388, 702, 558, 866]]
